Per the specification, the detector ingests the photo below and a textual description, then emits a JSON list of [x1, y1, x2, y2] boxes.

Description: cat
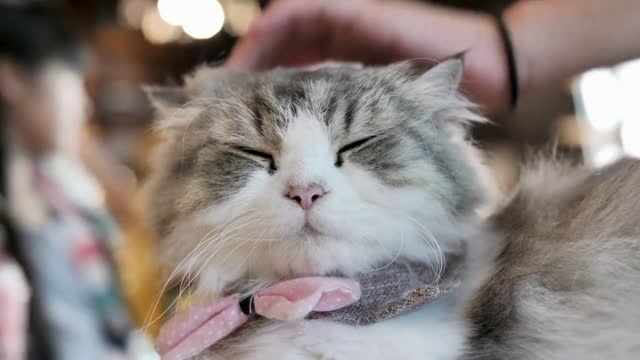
[[143, 58, 640, 360]]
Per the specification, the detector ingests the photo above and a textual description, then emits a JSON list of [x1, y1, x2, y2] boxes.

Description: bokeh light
[[157, 0, 186, 26], [119, 0, 151, 29], [156, 0, 225, 40], [141, 6, 181, 44], [578, 69, 623, 132], [592, 144, 623, 168], [621, 118, 640, 158], [618, 59, 640, 158], [181, 0, 225, 39], [574, 58, 640, 166]]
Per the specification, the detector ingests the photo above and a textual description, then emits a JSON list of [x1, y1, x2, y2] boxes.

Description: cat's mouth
[[301, 221, 322, 237], [295, 212, 324, 236]]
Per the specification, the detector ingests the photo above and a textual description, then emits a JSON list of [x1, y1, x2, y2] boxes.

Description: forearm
[[506, 0, 640, 97]]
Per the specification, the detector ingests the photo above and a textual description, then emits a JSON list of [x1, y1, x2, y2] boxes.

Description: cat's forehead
[[198, 65, 394, 105], [192, 65, 411, 147]]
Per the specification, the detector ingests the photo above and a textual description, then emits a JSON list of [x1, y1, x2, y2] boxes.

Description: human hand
[[227, 0, 512, 114]]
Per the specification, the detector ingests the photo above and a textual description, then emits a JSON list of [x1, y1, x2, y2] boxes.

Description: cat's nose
[[286, 185, 326, 210]]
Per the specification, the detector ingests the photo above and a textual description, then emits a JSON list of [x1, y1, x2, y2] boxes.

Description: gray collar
[[307, 255, 464, 325]]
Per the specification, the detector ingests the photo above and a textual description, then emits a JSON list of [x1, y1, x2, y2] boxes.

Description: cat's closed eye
[[335, 135, 377, 167], [232, 145, 277, 174]]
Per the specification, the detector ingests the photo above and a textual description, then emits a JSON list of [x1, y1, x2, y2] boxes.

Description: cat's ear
[[414, 55, 464, 96], [394, 54, 464, 98], [396, 55, 486, 125], [144, 85, 193, 131]]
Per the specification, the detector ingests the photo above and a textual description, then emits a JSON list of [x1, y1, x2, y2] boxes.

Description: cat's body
[[144, 60, 640, 359], [467, 158, 640, 360]]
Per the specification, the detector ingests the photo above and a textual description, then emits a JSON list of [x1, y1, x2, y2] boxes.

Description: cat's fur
[[467, 158, 640, 359], [143, 59, 640, 359]]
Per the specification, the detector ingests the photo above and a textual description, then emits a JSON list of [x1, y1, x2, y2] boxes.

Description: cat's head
[[144, 59, 493, 294]]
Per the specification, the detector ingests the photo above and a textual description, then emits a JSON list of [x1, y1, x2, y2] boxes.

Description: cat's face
[[145, 59, 489, 294]]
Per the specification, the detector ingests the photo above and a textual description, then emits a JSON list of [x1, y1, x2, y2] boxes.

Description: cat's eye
[[233, 146, 277, 174], [335, 135, 377, 167]]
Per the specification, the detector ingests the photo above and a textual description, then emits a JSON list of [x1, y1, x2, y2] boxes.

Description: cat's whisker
[[371, 230, 405, 272], [174, 209, 260, 294], [404, 215, 446, 282], [184, 214, 268, 295], [184, 234, 266, 298], [177, 229, 250, 297], [231, 227, 270, 276], [420, 231, 445, 282], [142, 217, 234, 330], [193, 223, 264, 282], [142, 208, 263, 329], [169, 209, 261, 306]]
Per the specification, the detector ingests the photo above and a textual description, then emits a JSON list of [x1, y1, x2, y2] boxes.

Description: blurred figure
[[0, 4, 132, 359]]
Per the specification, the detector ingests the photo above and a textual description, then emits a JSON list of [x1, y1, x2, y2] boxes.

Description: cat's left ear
[[144, 85, 193, 131], [397, 55, 486, 125], [412, 55, 464, 96]]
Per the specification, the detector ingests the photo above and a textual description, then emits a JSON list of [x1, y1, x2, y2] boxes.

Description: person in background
[[0, 4, 132, 359], [227, 0, 640, 115]]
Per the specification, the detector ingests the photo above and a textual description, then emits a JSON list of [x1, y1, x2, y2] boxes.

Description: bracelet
[[493, 12, 519, 110]]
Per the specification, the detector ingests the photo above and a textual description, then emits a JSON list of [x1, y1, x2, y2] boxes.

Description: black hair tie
[[494, 12, 519, 110], [239, 295, 255, 315]]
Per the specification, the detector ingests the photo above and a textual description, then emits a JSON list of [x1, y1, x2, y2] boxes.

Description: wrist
[[462, 12, 513, 114], [502, 3, 532, 105]]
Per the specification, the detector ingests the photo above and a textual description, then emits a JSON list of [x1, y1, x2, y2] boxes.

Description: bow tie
[[156, 277, 361, 360]]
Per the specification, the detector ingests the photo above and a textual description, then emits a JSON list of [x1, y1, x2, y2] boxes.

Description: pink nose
[[287, 185, 325, 210]]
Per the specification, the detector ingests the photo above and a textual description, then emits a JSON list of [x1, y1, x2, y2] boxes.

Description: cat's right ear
[[144, 85, 193, 131]]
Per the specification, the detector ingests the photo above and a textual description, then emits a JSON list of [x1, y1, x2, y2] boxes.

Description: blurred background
[[0, 0, 638, 359]]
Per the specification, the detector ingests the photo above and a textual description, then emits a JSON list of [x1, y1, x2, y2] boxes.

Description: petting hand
[[227, 0, 511, 114]]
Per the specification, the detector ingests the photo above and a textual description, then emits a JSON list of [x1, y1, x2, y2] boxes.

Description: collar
[[308, 256, 463, 325], [156, 256, 464, 360]]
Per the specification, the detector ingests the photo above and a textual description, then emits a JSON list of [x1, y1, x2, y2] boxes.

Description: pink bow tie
[[156, 277, 361, 360]]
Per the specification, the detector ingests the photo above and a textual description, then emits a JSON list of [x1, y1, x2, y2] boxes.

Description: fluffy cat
[[143, 58, 640, 359]]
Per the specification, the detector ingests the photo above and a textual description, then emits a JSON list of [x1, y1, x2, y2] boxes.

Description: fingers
[[225, 1, 294, 69], [226, 0, 363, 70], [226, 0, 317, 69]]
